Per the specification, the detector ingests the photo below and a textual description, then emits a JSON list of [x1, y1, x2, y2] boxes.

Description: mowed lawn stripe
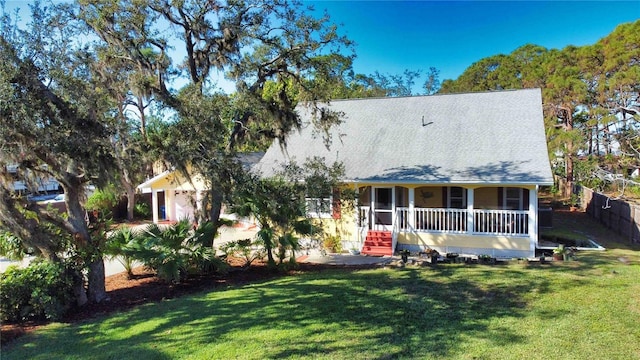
[[3, 251, 640, 359]]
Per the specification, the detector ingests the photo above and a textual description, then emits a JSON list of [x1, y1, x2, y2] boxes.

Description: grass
[[3, 212, 640, 359], [551, 209, 637, 247]]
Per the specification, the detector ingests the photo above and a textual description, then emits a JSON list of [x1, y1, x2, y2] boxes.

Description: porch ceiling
[[137, 170, 207, 191]]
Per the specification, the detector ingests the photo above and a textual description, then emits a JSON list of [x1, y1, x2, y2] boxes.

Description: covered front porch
[[355, 185, 539, 258], [137, 170, 206, 224]]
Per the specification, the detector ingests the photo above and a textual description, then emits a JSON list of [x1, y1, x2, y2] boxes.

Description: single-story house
[[137, 153, 264, 225], [253, 89, 553, 259], [136, 167, 206, 224]]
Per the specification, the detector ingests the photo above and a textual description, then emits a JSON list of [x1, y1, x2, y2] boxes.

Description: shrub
[[188, 245, 228, 276], [0, 230, 29, 260], [86, 185, 119, 218], [0, 260, 75, 323], [220, 238, 265, 268], [322, 235, 342, 253], [134, 202, 151, 219], [105, 226, 140, 279], [128, 221, 227, 283]]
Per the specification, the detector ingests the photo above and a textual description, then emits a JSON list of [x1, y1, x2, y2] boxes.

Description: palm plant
[[105, 226, 139, 279], [132, 220, 226, 283], [278, 218, 316, 265], [220, 238, 265, 269], [137, 221, 191, 282], [232, 175, 319, 269], [185, 221, 224, 274]]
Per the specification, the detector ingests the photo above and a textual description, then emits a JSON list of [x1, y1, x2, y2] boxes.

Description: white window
[[504, 187, 523, 210], [305, 197, 332, 218], [448, 187, 466, 209]]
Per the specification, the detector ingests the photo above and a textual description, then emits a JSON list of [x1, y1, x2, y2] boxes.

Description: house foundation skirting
[[396, 243, 532, 260], [395, 231, 534, 259]]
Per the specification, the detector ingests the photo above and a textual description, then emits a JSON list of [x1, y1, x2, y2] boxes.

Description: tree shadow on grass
[[3, 266, 559, 359]]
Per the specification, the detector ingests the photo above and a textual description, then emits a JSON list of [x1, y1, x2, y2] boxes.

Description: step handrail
[[392, 210, 399, 255]]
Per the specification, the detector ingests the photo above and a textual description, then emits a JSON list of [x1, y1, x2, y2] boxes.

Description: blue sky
[[306, 1, 639, 85], [3, 0, 638, 93]]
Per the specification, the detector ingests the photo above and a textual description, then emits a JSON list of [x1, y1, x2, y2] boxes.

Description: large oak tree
[[77, 0, 355, 238], [0, 2, 116, 303]]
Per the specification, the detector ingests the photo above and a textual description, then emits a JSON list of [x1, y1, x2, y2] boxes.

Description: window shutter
[[442, 187, 448, 208], [523, 189, 530, 210], [463, 188, 468, 208], [497, 187, 503, 209], [332, 188, 341, 219]]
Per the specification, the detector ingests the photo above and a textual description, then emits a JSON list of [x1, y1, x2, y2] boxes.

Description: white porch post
[[529, 186, 539, 255], [466, 187, 474, 233], [408, 187, 415, 229], [195, 191, 203, 222], [353, 183, 360, 244], [166, 190, 176, 221], [370, 188, 375, 230], [391, 185, 396, 224], [151, 189, 159, 223]]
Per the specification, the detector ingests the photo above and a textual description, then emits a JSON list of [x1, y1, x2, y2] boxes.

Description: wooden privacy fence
[[581, 186, 640, 244]]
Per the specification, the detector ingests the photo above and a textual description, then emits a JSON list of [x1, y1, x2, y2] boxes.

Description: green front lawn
[[3, 245, 640, 359], [4, 209, 639, 359]]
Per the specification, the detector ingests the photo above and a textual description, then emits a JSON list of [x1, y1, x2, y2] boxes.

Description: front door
[[373, 187, 394, 230]]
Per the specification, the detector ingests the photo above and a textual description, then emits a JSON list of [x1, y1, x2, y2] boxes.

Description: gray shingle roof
[[254, 89, 553, 185]]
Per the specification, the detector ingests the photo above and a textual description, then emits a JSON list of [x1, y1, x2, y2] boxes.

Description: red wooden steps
[[361, 230, 393, 256]]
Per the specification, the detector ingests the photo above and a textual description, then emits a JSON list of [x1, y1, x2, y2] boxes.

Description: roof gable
[[138, 152, 265, 191], [254, 89, 553, 185]]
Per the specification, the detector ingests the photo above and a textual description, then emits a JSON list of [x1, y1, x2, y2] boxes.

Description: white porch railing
[[357, 206, 371, 244], [391, 210, 399, 253], [473, 209, 528, 236], [393, 207, 529, 236], [358, 206, 370, 228], [398, 207, 468, 233]]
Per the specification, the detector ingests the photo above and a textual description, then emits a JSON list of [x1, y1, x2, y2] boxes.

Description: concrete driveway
[[104, 225, 260, 276]]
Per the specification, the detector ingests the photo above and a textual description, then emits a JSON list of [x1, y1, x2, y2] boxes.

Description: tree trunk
[[63, 164, 107, 303], [127, 190, 135, 221], [87, 258, 107, 303], [137, 94, 148, 143], [119, 164, 137, 221], [588, 126, 594, 155], [595, 124, 601, 156], [122, 178, 136, 221], [562, 107, 575, 198], [266, 245, 276, 268], [72, 269, 88, 307], [565, 153, 574, 198], [208, 188, 224, 245], [603, 125, 611, 155]]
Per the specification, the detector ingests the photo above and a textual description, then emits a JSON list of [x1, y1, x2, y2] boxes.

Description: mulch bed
[[0, 258, 369, 346]]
